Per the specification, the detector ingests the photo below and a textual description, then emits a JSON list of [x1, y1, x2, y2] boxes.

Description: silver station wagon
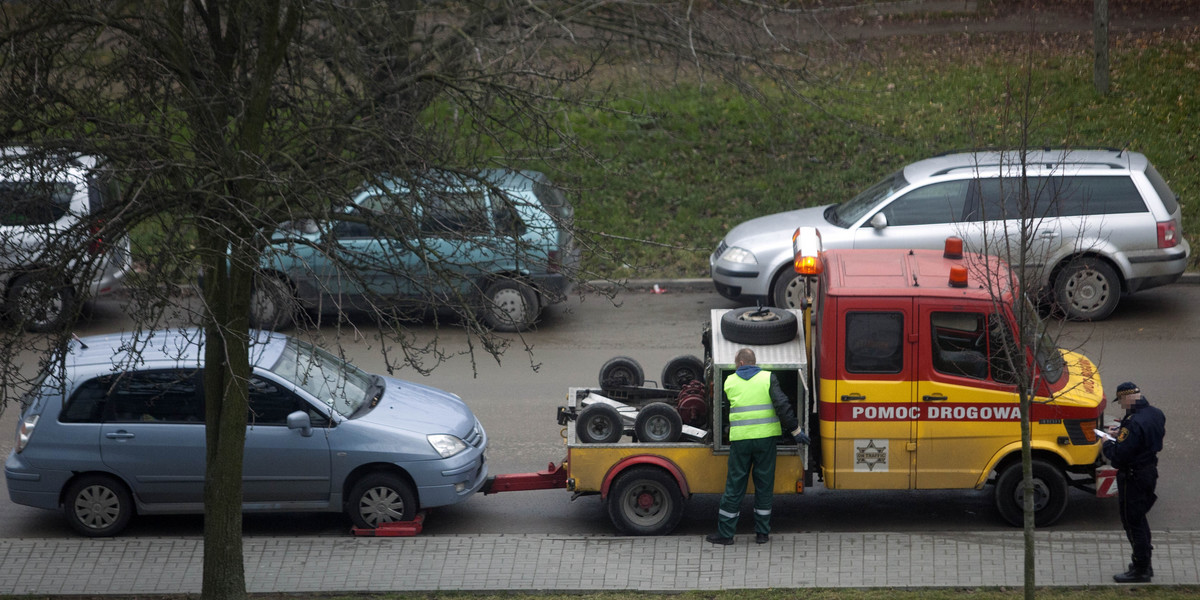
[[5, 329, 488, 536], [711, 148, 1190, 320]]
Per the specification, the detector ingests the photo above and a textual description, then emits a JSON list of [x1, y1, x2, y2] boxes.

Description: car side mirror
[[870, 212, 888, 230], [286, 411, 313, 437]]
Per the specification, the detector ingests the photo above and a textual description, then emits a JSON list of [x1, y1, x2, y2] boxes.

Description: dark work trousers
[[717, 437, 777, 538], [1117, 467, 1159, 567]]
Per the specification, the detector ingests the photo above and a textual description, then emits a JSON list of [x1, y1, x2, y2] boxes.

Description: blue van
[[5, 329, 488, 536], [252, 169, 579, 332]]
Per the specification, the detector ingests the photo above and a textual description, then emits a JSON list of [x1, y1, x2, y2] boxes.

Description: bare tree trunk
[[200, 227, 253, 600], [1094, 0, 1110, 95]]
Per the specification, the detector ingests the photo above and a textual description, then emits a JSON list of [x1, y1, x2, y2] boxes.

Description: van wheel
[[576, 403, 625, 443], [348, 473, 417, 529], [993, 459, 1069, 527], [1053, 258, 1120, 321], [634, 402, 683, 443], [720, 307, 797, 345], [482, 280, 539, 332], [599, 356, 644, 388], [661, 354, 704, 390], [9, 273, 74, 333], [249, 275, 296, 331], [63, 474, 133, 537], [607, 466, 685, 535]]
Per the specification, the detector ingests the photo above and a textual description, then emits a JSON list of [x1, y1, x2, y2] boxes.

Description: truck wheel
[[348, 473, 418, 529], [1053, 257, 1120, 321], [482, 279, 539, 332], [577, 403, 624, 443], [607, 466, 685, 536], [634, 402, 683, 443], [661, 354, 704, 390], [720, 307, 797, 345], [599, 356, 644, 388], [63, 474, 133, 537], [8, 273, 74, 333], [993, 459, 1069, 527], [249, 274, 296, 331]]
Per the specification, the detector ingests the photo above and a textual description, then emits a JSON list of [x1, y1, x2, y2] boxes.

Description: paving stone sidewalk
[[2, 530, 1198, 594]]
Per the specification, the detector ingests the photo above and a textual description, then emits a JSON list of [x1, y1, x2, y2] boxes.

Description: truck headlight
[[721, 246, 757, 265], [427, 434, 468, 458]]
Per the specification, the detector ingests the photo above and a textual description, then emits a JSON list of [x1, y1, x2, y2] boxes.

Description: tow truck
[[477, 229, 1114, 535]]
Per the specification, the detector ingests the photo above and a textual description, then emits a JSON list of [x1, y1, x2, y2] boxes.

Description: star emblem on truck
[[855, 440, 888, 472]]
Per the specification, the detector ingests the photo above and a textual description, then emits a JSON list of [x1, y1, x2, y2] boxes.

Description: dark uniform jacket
[[1102, 397, 1166, 470]]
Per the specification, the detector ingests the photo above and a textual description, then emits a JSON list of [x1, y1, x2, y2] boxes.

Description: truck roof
[[821, 246, 1015, 301]]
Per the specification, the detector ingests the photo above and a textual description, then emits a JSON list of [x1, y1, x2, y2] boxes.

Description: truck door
[[827, 300, 915, 489], [915, 305, 1022, 489]]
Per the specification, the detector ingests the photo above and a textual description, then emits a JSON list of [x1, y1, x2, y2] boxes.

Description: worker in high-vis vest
[[707, 347, 805, 546]]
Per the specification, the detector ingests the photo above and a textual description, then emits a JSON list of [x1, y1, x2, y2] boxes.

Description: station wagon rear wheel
[[63, 474, 133, 537], [348, 473, 417, 529], [1053, 258, 1120, 321], [8, 273, 74, 333], [607, 466, 685, 535], [481, 280, 539, 332]]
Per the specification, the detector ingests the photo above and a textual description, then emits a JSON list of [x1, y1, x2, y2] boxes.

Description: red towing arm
[[481, 461, 568, 494]]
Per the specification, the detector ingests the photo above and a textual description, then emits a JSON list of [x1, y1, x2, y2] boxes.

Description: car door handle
[[105, 431, 135, 440], [922, 394, 949, 402], [1037, 230, 1058, 238], [841, 394, 866, 402]]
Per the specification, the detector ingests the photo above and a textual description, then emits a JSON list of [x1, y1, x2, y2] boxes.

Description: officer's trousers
[[1117, 467, 1159, 567], [716, 437, 776, 538]]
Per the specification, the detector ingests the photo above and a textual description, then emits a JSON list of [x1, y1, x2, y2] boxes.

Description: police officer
[[1103, 381, 1166, 583], [707, 348, 806, 546]]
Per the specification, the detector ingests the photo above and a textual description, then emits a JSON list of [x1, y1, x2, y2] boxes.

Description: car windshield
[[268, 337, 376, 418], [827, 170, 909, 227]]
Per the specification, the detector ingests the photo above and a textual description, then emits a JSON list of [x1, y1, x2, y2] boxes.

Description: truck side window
[[845, 312, 903, 374], [930, 312, 989, 379]]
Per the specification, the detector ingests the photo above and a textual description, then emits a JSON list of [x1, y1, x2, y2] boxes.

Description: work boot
[[755, 533, 770, 544], [705, 533, 734, 546], [1113, 562, 1152, 583]]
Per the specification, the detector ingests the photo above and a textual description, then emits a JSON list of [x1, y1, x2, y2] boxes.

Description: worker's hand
[[791, 428, 811, 446]]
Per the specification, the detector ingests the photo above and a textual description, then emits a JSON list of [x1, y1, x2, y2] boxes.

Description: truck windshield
[[827, 170, 909, 227], [269, 337, 374, 418], [1025, 298, 1065, 383]]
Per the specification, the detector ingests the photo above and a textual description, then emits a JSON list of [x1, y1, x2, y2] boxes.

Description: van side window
[[248, 375, 330, 427], [421, 190, 490, 236], [930, 312, 989, 379], [845, 312, 904, 374], [0, 181, 74, 226], [63, 370, 204, 424]]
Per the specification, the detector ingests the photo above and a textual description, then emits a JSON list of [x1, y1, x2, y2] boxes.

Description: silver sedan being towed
[[710, 148, 1189, 321]]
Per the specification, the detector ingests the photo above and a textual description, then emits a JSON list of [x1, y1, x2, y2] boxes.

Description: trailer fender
[[600, 455, 689, 499]]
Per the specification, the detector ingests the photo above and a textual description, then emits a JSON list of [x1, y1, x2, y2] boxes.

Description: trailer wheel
[[599, 356, 644, 388], [633, 402, 683, 443], [577, 403, 625, 443], [607, 466, 685, 536], [993, 459, 1069, 527], [661, 354, 704, 390], [720, 307, 797, 345]]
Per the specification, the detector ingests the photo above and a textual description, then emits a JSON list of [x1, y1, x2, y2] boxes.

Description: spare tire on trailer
[[720, 307, 798, 345], [599, 356, 645, 388], [660, 354, 704, 390], [576, 403, 625, 443]]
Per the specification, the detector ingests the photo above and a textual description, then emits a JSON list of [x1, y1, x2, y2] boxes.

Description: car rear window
[[1144, 164, 1180, 215], [0, 181, 75, 226]]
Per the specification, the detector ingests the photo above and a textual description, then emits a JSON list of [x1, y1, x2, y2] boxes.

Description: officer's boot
[[1114, 558, 1152, 583]]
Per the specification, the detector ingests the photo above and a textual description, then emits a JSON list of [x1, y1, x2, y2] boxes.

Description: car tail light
[[16, 414, 39, 453], [88, 221, 106, 256], [1157, 220, 1180, 249], [547, 250, 561, 273]]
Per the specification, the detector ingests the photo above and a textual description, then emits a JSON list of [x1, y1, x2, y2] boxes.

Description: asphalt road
[[2, 280, 1197, 538]]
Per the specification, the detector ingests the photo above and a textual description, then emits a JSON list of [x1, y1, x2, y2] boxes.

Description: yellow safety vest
[[724, 370, 781, 441]]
